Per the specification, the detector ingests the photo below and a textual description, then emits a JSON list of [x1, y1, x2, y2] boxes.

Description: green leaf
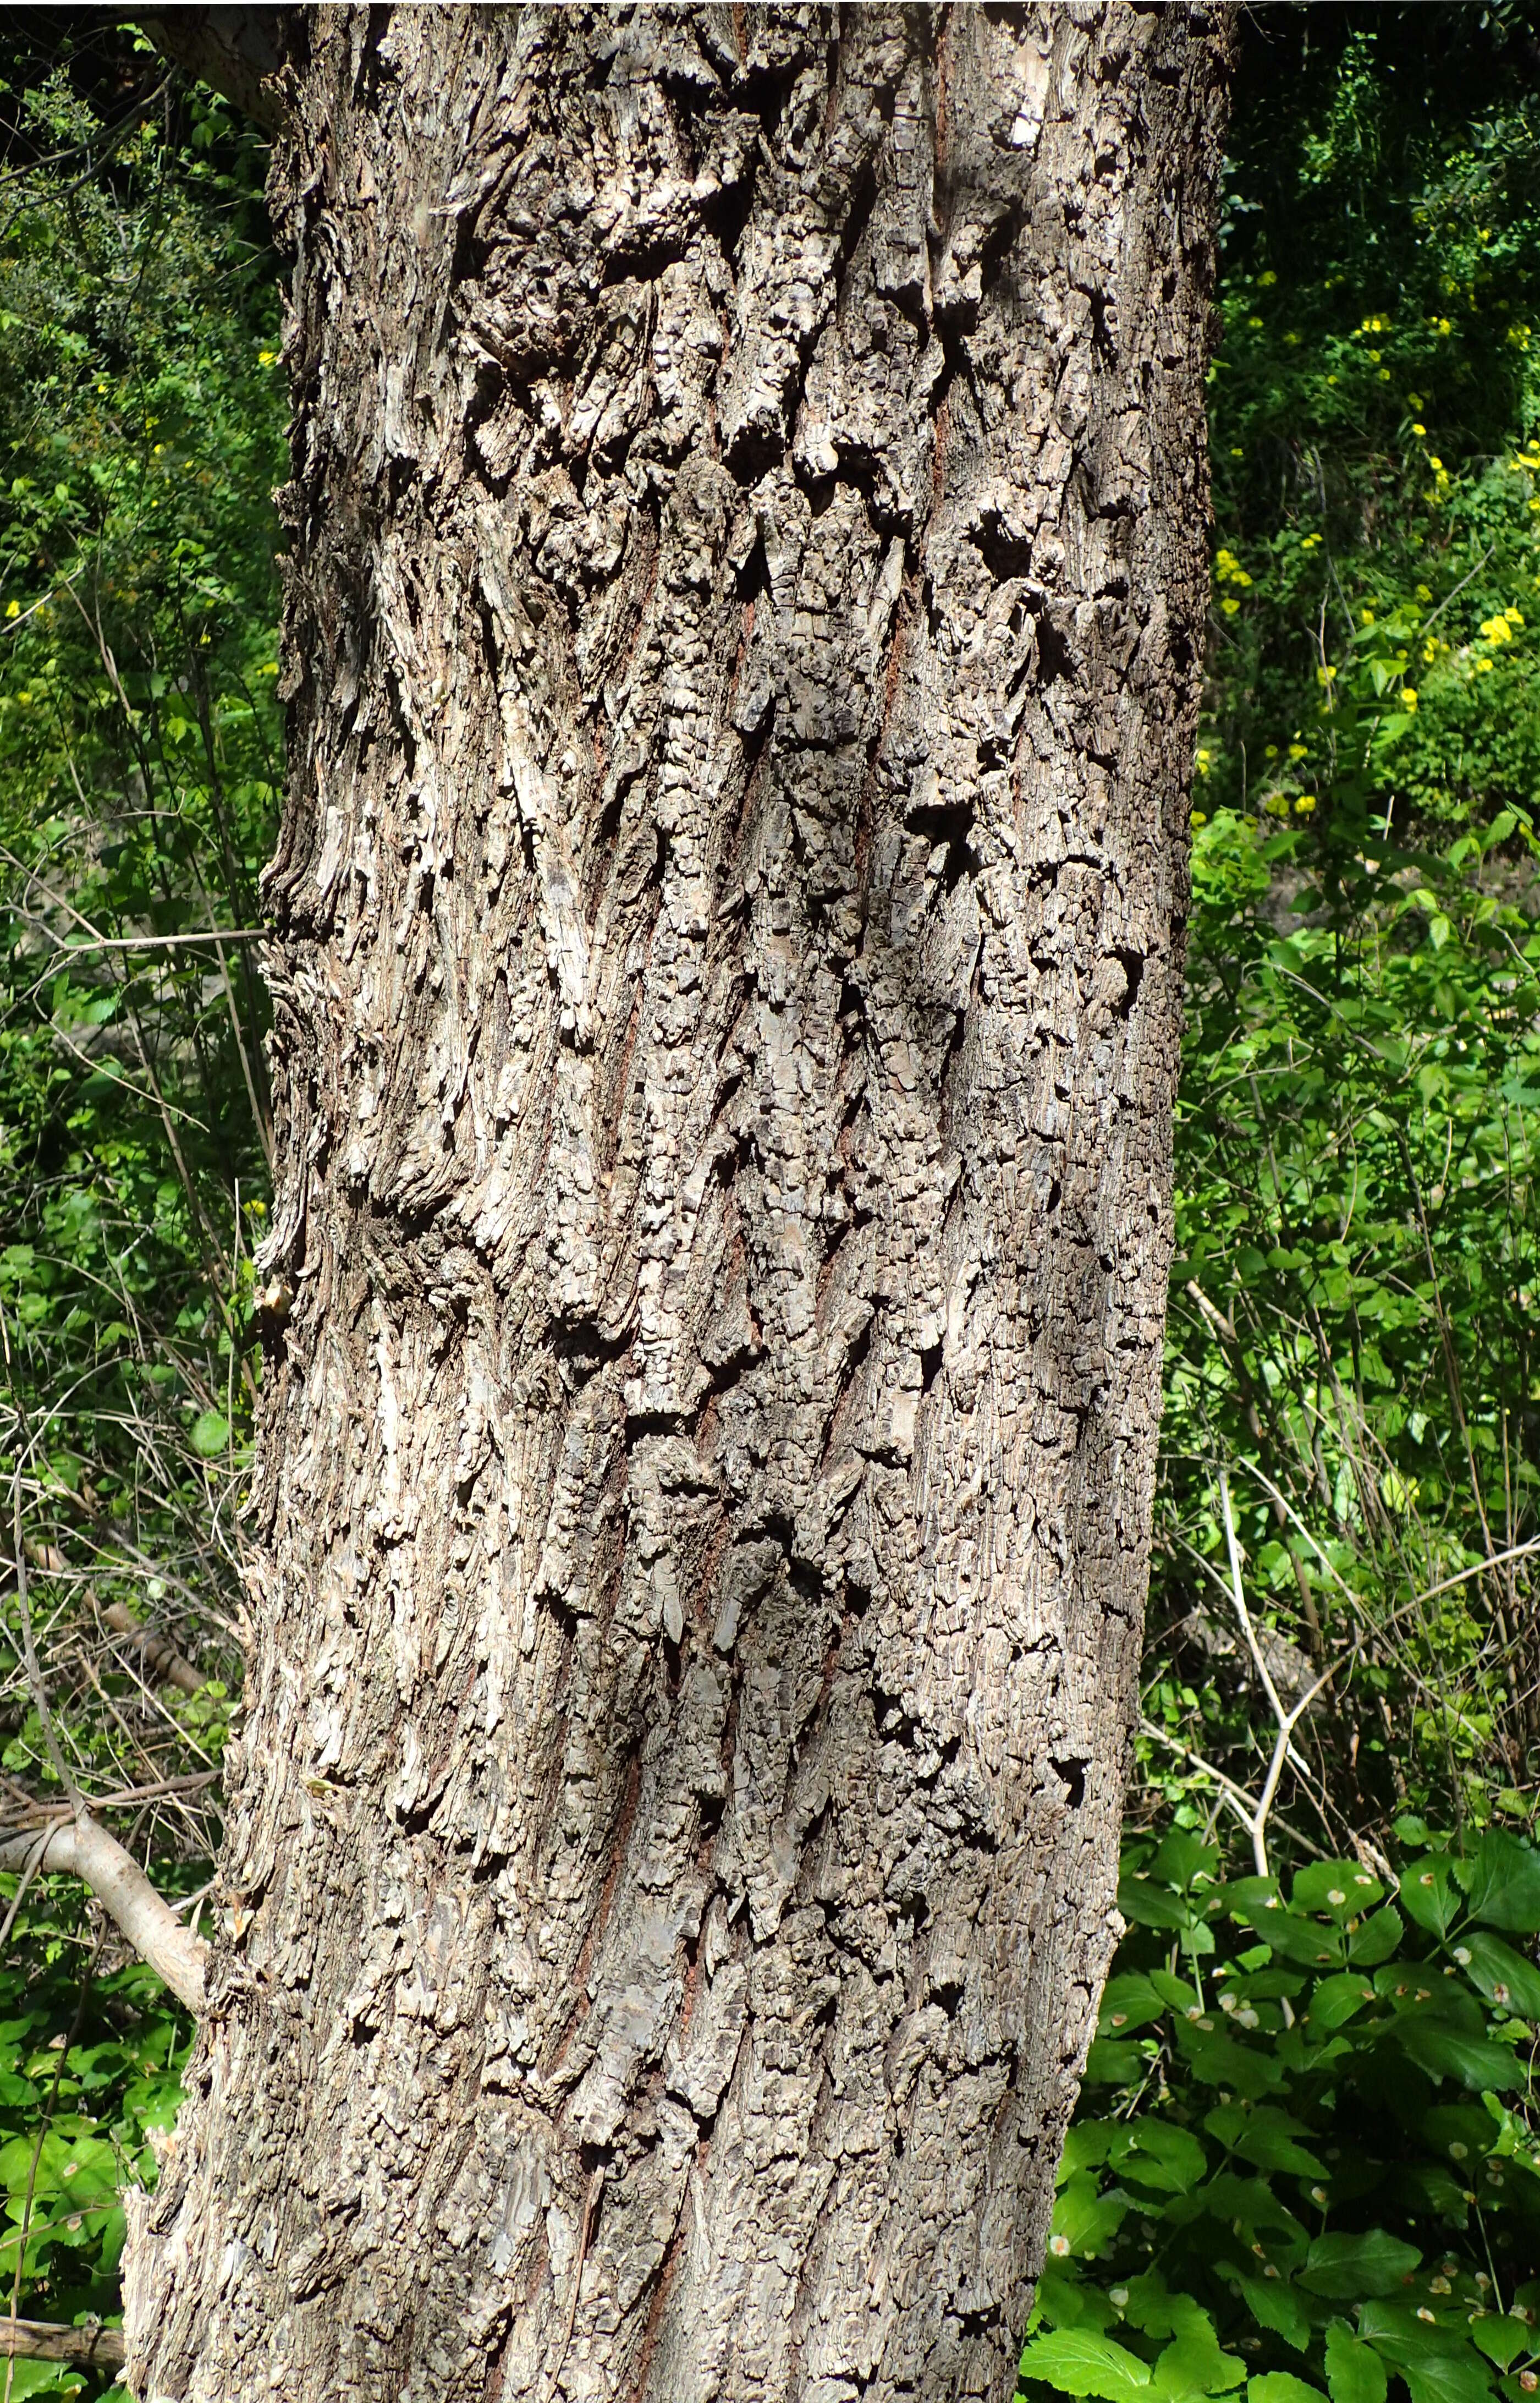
[[1299, 2231, 1422, 2300], [1101, 1975, 1170, 2036], [1349, 1910, 1404, 1968], [1249, 2377, 1325, 2403], [1237, 2272, 1312, 2352], [1391, 2017, 1524, 2093], [1400, 1859, 1461, 1940], [1459, 1833, 1540, 1936], [1206, 2102, 1326, 2177], [1326, 2320, 1389, 2403], [1019, 2328, 1153, 2402], [1358, 2322, 1493, 2403], [189, 1409, 230, 1457], [1294, 1863, 1384, 1919], [1457, 1932, 1540, 2021], [1120, 1875, 1193, 1932], [1151, 2317, 1247, 2401], [1306, 1973, 1379, 2034], [1114, 2121, 1211, 2196], [1052, 2171, 1130, 2259], [1469, 2320, 1531, 2374]]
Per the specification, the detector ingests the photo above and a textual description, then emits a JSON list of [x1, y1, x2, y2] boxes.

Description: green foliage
[[1147, 2, 1540, 1857], [0, 26, 282, 2364], [1020, 1832, 1540, 2403], [1054, 22, 1540, 2403], [0, 39, 282, 1791], [0, 1877, 190, 2397]]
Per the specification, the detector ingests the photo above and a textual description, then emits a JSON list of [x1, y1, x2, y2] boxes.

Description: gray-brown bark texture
[[127, 8, 1225, 2398]]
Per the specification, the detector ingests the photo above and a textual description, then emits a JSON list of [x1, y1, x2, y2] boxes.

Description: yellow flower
[[1295, 795, 1317, 814], [1361, 607, 1376, 625], [1288, 743, 1307, 759], [1477, 657, 1495, 673], [1479, 615, 1514, 643], [1190, 810, 1208, 827], [1259, 271, 1277, 287], [1401, 688, 1417, 711], [1317, 665, 1338, 685], [1195, 748, 1212, 778], [1415, 584, 1432, 601], [1264, 744, 1279, 759], [1504, 607, 1524, 626], [1413, 423, 1427, 436], [1221, 596, 1241, 616], [3, 600, 17, 619], [258, 349, 278, 367], [1265, 794, 1290, 817], [1247, 315, 1263, 330], [1428, 456, 1444, 471]]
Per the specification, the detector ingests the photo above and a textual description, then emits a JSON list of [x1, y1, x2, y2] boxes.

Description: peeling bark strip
[[127, 8, 1225, 2397]]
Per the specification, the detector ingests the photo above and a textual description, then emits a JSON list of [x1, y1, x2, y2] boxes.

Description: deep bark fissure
[[127, 7, 1226, 2399]]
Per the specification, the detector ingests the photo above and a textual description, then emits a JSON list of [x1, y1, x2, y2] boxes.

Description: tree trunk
[[127, 7, 1225, 2397]]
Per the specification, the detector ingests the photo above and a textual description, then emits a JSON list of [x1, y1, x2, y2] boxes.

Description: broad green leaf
[[1359, 2328, 1493, 2403], [189, 1409, 230, 1458], [1392, 2017, 1524, 2093], [1060, 2125, 1115, 2182], [1300, 2231, 1422, 2300], [1206, 2103, 1326, 2177], [1114, 2121, 1210, 2196], [1101, 1976, 1170, 2036], [1400, 1859, 1461, 1940], [1249, 2377, 1325, 2403], [1469, 2320, 1531, 2373], [1120, 1875, 1193, 1933], [1175, 2025, 1288, 2100], [1306, 1973, 1379, 2034], [1348, 1910, 1404, 1968], [1326, 2320, 1389, 2403], [1152, 1834, 1223, 1894], [1237, 2272, 1312, 2351], [1019, 2327, 1153, 2401], [1052, 2171, 1129, 2259], [1458, 1834, 1540, 1935], [1456, 1932, 1540, 2021], [1151, 2317, 1247, 2401], [1294, 1863, 1383, 1919], [1034, 2269, 1116, 2334]]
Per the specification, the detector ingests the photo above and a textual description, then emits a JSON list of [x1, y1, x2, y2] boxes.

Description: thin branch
[[0, 1816, 206, 2014]]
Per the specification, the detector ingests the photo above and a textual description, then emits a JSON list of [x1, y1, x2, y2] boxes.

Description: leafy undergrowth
[[1019, 1830, 1540, 2403], [0, 1880, 192, 2397]]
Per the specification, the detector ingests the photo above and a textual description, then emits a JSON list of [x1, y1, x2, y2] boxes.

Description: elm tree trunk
[[127, 7, 1225, 2398]]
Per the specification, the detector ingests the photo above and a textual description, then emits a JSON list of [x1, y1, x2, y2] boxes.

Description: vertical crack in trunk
[[126, 6, 1228, 2398]]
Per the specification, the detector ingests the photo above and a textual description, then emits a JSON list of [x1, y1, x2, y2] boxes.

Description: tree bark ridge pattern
[[126, 7, 1225, 2398]]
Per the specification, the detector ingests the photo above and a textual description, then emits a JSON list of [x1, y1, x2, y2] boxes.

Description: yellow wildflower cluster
[[1360, 314, 1392, 335], [1214, 547, 1252, 618], [1478, 609, 1524, 644]]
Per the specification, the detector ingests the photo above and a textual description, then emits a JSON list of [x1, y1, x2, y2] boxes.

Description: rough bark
[[127, 7, 1225, 2398]]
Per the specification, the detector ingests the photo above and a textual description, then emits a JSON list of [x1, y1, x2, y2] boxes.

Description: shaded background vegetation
[[0, 7, 1535, 2396]]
